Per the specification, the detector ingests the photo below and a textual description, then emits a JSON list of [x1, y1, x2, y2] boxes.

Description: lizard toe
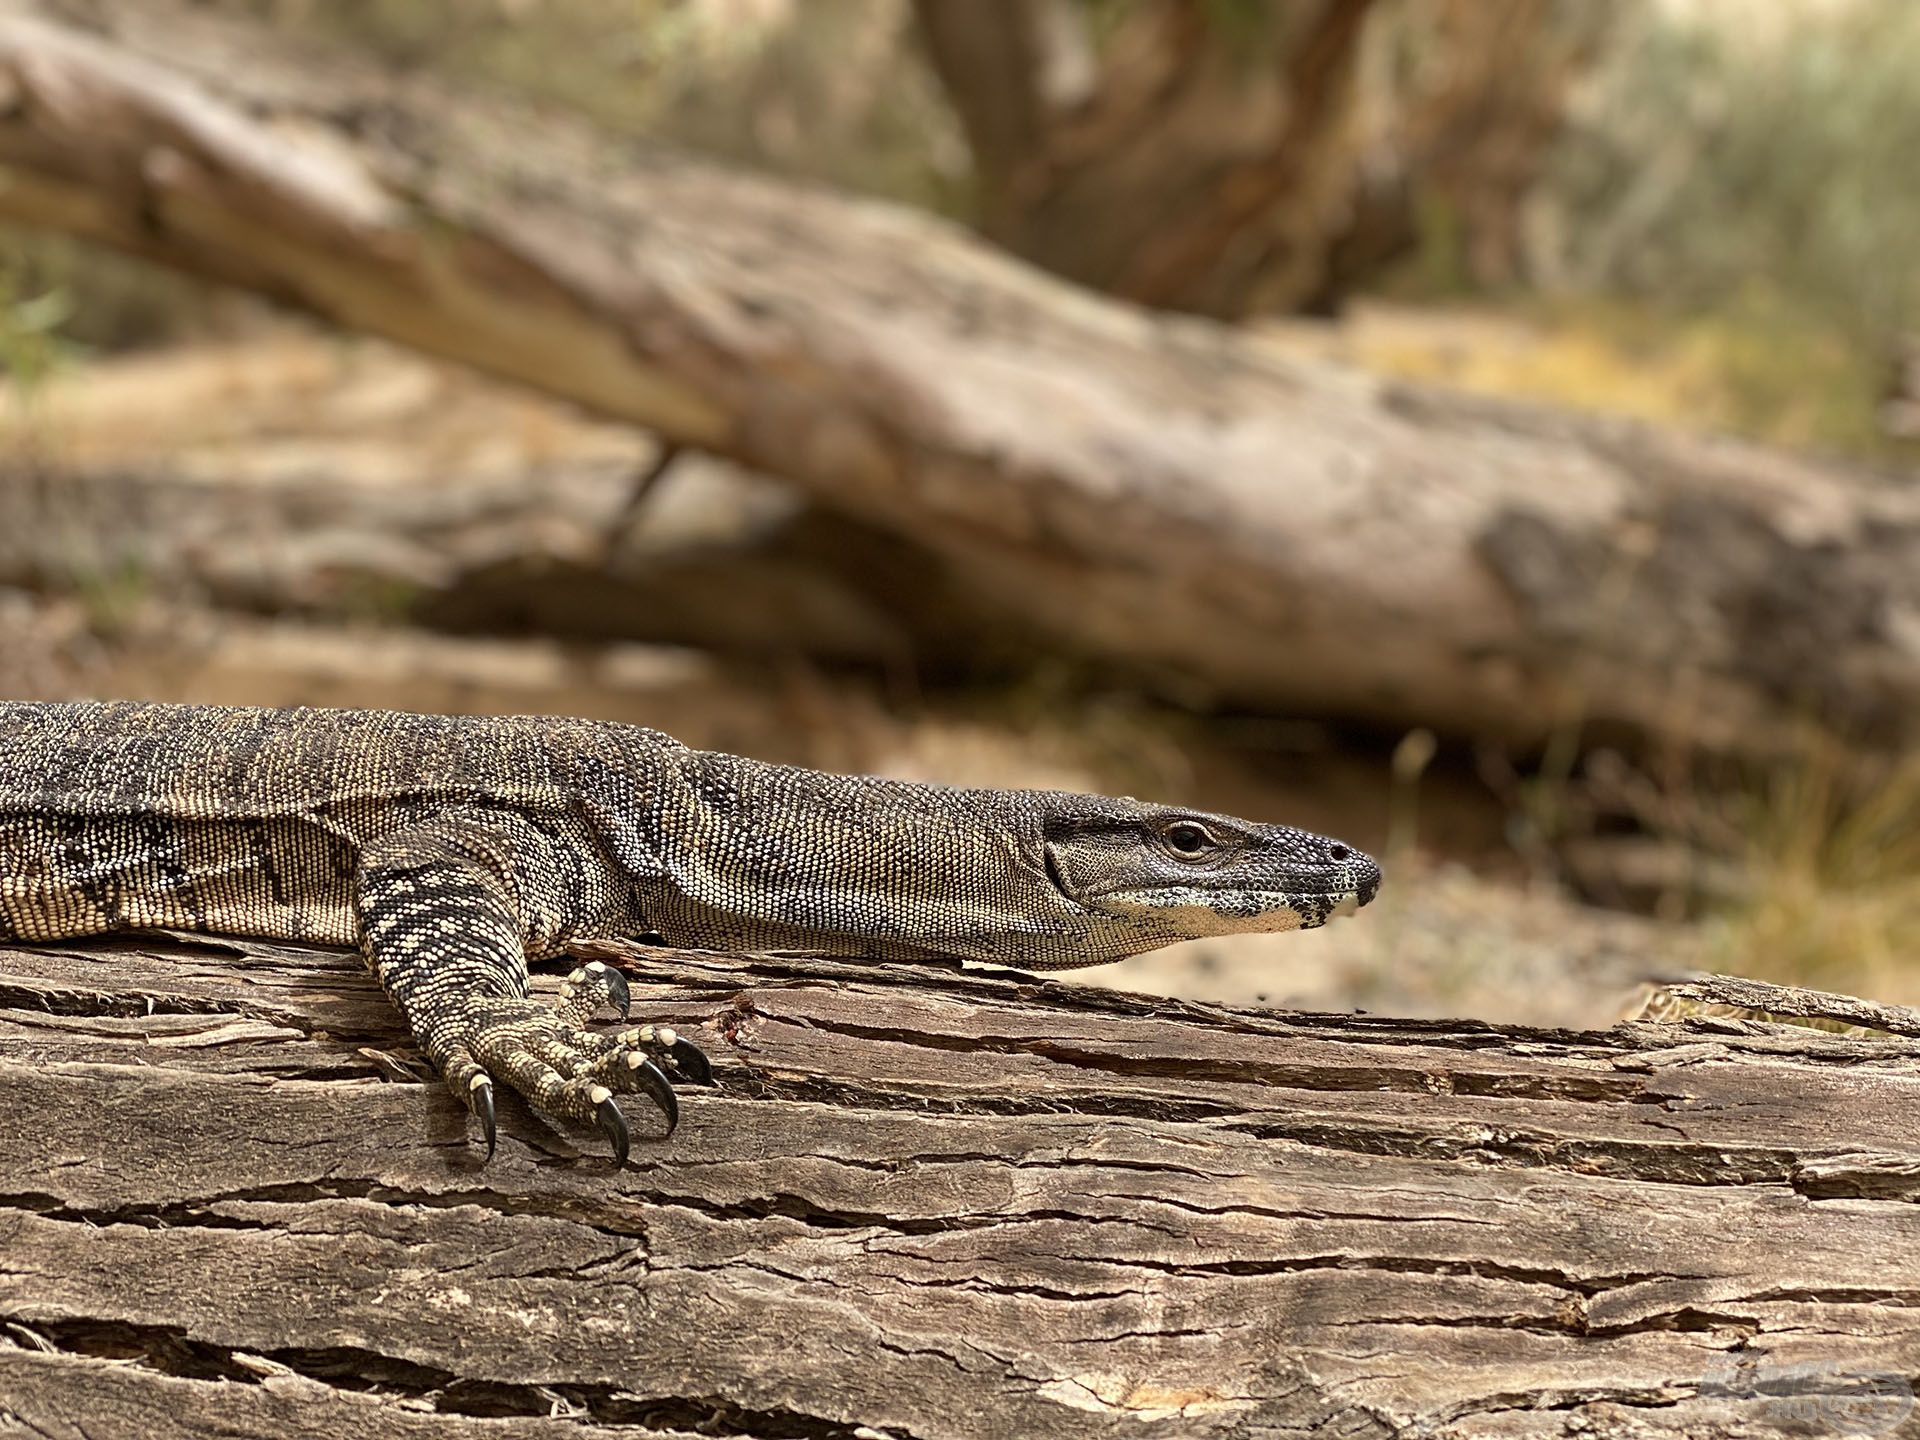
[[666, 1035, 715, 1086], [572, 1043, 683, 1130], [554, 959, 631, 1027], [434, 997, 689, 1160], [470, 1074, 497, 1160], [596, 1092, 631, 1168], [604, 1023, 713, 1086], [617, 1052, 678, 1135], [439, 1052, 497, 1159]]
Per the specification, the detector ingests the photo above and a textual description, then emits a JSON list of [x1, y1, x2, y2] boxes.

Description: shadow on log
[[3, 933, 1919, 1437]]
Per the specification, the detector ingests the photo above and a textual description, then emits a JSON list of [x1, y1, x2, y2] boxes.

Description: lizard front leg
[[353, 811, 709, 1164]]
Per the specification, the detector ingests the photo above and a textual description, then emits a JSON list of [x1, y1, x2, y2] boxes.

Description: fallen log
[[0, 334, 940, 669], [1, 5, 1919, 761], [2, 931, 1918, 1438]]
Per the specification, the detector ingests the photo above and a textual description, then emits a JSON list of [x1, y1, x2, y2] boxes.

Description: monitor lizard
[[0, 701, 1382, 1165]]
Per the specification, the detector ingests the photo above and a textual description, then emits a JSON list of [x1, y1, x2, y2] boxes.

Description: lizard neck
[[630, 751, 1134, 965]]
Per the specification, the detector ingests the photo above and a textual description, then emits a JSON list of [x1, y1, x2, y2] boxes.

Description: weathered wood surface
[[3, 3, 1920, 761], [2, 933, 1919, 1439]]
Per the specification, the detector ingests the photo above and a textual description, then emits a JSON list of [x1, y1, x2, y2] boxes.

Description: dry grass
[[1304, 294, 1914, 463], [1705, 752, 1920, 1003], [1567, 734, 1920, 1004]]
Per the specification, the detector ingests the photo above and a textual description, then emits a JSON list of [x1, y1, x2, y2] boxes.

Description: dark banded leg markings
[[355, 819, 713, 1165]]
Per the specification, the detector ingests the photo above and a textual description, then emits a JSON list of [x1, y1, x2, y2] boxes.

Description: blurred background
[[2, 0, 1917, 1024]]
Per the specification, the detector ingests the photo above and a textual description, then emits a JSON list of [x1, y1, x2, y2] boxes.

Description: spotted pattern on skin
[[0, 701, 1381, 1160]]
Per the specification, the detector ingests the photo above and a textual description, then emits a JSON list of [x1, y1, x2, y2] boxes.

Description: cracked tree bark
[[2, 4, 1920, 762], [2, 932, 1919, 1438]]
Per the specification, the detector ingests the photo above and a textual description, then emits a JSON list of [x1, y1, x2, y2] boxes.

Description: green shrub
[[1543, 0, 1920, 365]]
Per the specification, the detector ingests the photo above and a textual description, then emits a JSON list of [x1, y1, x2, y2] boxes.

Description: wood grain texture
[[2, 933, 1917, 1438]]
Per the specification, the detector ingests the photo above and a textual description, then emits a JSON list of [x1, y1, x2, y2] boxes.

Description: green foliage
[[1197, 0, 1284, 52], [229, 0, 961, 212], [71, 553, 153, 643], [0, 225, 251, 358], [1545, 0, 1920, 359], [1359, 1, 1920, 459], [0, 250, 75, 402]]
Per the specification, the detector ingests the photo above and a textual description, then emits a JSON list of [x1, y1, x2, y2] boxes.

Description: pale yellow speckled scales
[[0, 700, 1379, 1164]]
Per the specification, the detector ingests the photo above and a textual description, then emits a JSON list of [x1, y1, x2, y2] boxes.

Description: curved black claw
[[668, 1037, 715, 1086], [471, 1078, 497, 1161], [597, 1093, 630, 1168], [629, 1055, 680, 1136], [604, 966, 632, 1021]]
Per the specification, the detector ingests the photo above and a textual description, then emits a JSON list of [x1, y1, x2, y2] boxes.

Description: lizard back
[[0, 701, 666, 946]]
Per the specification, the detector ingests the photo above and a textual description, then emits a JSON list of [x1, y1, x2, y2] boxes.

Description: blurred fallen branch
[[602, 440, 683, 557], [1, 4, 1918, 762]]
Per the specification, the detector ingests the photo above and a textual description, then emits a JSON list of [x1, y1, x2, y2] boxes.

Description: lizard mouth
[[1077, 884, 1357, 933]]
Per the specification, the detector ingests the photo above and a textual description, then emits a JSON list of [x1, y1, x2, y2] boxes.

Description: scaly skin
[[0, 701, 1381, 1163]]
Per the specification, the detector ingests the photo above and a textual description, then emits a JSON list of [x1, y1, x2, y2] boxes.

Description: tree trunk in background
[[5, 932, 1920, 1437], [913, 0, 1621, 318], [1314, 0, 1623, 308], [914, 0, 1381, 318], [2, 2, 1920, 765]]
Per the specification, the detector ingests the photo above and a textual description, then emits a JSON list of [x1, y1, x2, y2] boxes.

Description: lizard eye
[[1163, 821, 1216, 858], [1328, 843, 1350, 862]]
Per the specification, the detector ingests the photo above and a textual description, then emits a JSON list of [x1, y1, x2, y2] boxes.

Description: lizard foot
[[434, 963, 713, 1165]]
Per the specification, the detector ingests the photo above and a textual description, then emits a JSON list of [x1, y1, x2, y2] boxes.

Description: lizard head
[[1040, 801, 1381, 943]]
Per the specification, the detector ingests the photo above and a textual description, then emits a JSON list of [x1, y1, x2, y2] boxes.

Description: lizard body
[[0, 701, 1380, 1161]]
